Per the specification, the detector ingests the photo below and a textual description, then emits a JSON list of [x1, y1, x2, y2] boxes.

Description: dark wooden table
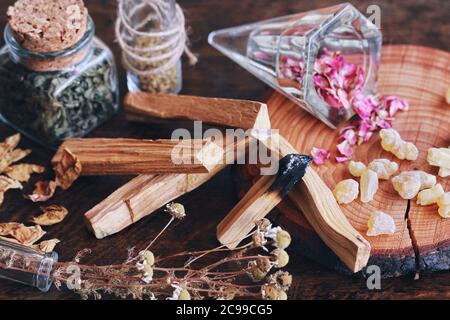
[[0, 0, 449, 300]]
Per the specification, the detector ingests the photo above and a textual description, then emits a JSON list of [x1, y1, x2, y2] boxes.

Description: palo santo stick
[[52, 138, 224, 175], [218, 175, 278, 248], [217, 154, 311, 249], [85, 136, 249, 239], [124, 93, 271, 130], [255, 134, 371, 273]]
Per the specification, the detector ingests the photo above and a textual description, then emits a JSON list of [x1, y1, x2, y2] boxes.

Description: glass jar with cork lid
[[0, 0, 119, 148]]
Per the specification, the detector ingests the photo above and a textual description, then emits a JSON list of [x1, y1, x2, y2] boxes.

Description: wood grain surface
[[0, 0, 448, 299], [239, 45, 450, 277]]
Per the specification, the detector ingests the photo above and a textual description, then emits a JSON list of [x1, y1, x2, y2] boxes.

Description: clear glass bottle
[[209, 3, 382, 128], [0, 239, 58, 292], [0, 16, 119, 149], [118, 0, 183, 94]]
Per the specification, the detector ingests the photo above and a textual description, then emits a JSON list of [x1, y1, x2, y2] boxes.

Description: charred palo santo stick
[[124, 93, 271, 130], [217, 154, 312, 249], [52, 138, 223, 175], [85, 136, 249, 239], [256, 134, 371, 273]]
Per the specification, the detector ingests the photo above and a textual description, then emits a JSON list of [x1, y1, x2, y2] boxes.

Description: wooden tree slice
[[237, 45, 450, 277]]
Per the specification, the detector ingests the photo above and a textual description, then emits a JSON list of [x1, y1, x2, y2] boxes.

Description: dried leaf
[[0, 159, 8, 173], [4, 164, 45, 182], [0, 133, 20, 157], [0, 236, 20, 244], [0, 222, 24, 236], [0, 175, 22, 192], [26, 180, 57, 202], [32, 239, 60, 253], [54, 148, 82, 190], [9, 225, 46, 246], [32, 205, 68, 226], [5, 148, 32, 164], [0, 147, 31, 173]]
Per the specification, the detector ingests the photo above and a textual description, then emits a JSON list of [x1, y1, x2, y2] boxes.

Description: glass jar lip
[[4, 15, 95, 60]]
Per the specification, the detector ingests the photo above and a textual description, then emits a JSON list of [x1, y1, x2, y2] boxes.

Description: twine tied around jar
[[115, 0, 197, 89]]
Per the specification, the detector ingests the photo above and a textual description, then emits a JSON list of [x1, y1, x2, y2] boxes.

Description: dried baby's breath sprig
[[44, 210, 291, 300]]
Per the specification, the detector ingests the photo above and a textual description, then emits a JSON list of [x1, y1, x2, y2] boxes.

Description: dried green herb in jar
[[0, 0, 119, 149], [0, 46, 118, 148]]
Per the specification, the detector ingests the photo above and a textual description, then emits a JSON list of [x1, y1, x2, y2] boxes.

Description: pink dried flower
[[335, 156, 351, 163], [352, 93, 377, 119], [253, 51, 270, 60], [282, 48, 409, 164], [383, 96, 409, 117], [336, 140, 353, 158], [340, 127, 357, 145], [311, 147, 330, 165], [280, 56, 305, 83], [313, 49, 365, 110]]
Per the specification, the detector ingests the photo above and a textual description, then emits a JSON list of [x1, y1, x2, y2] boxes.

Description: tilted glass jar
[[0, 16, 119, 148], [209, 3, 382, 129], [0, 239, 58, 292]]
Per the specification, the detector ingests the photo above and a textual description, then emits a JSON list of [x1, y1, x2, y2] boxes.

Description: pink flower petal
[[253, 51, 270, 60], [311, 48, 410, 160], [313, 74, 329, 89], [335, 156, 351, 163], [311, 147, 331, 165], [383, 96, 409, 117], [337, 140, 353, 157], [340, 128, 357, 145]]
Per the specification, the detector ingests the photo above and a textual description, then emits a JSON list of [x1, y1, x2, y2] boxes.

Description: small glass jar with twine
[[116, 0, 197, 94]]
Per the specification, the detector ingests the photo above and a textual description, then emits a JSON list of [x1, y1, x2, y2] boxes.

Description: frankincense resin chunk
[[417, 184, 444, 206], [437, 193, 450, 218], [333, 179, 359, 204], [427, 147, 450, 170], [392, 171, 436, 199], [368, 159, 398, 180], [367, 211, 396, 236], [348, 161, 366, 177], [360, 169, 378, 203], [380, 128, 419, 161]]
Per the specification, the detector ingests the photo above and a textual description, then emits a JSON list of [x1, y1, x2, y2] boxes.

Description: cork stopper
[[7, 0, 88, 53]]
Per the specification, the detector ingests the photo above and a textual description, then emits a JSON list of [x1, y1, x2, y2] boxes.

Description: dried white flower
[[165, 202, 186, 219], [167, 284, 190, 300]]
